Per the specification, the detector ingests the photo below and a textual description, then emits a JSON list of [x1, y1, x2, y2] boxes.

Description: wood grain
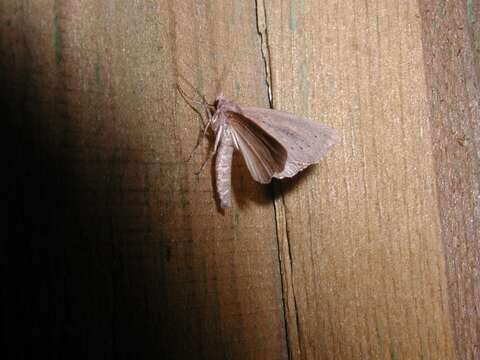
[[3, 0, 480, 359], [3, 1, 287, 358], [420, 1, 480, 358], [263, 0, 456, 358]]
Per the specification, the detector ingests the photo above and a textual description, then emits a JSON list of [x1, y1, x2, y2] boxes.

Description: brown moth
[[183, 90, 337, 208]]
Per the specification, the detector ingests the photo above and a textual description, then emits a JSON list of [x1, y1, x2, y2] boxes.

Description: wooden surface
[[420, 1, 480, 358], [3, 0, 480, 359]]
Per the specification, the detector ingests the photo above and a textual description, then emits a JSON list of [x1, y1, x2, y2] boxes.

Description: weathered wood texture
[[420, 1, 480, 358], [265, 0, 455, 358], [3, 1, 286, 359], [2, 0, 479, 359]]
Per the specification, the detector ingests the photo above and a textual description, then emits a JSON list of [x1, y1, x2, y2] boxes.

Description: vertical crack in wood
[[254, 1, 302, 358], [272, 183, 303, 360], [254, 0, 273, 107]]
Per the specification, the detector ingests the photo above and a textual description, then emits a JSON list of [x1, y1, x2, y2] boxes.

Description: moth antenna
[[193, 117, 223, 174], [177, 80, 218, 164], [177, 74, 214, 106], [176, 78, 216, 119], [176, 83, 208, 125], [176, 83, 204, 109]]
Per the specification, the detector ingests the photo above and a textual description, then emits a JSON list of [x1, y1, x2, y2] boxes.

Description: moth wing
[[226, 112, 287, 184], [241, 107, 338, 178]]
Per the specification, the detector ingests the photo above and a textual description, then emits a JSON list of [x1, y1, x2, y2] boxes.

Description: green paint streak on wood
[[436, 1, 447, 20], [235, 79, 241, 98], [390, 343, 398, 360], [195, 68, 204, 95], [432, 1, 447, 30], [290, 0, 297, 31], [180, 194, 189, 209], [289, 0, 304, 31], [468, 0, 476, 25], [228, 0, 242, 25], [95, 58, 102, 88], [53, 1, 62, 65]]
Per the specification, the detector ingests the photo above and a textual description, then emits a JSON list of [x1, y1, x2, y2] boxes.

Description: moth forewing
[[227, 112, 287, 184], [240, 107, 338, 179]]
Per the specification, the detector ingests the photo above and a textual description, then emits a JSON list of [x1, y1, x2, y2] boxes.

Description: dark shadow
[[273, 165, 317, 199], [2, 16, 223, 360], [230, 152, 319, 208], [230, 151, 272, 209]]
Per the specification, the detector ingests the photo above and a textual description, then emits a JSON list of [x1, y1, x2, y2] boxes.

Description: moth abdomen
[[215, 130, 235, 208]]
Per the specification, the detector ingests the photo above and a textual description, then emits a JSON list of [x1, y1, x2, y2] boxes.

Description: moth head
[[215, 94, 227, 109]]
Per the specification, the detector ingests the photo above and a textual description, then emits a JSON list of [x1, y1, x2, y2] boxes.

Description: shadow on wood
[[3, 20, 224, 359]]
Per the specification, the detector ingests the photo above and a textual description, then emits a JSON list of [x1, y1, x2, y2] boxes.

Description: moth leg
[[187, 133, 208, 163], [195, 150, 215, 175], [187, 108, 216, 163], [177, 83, 213, 162], [176, 84, 209, 126], [194, 126, 223, 175], [213, 124, 224, 153], [176, 79, 215, 126], [176, 83, 204, 107]]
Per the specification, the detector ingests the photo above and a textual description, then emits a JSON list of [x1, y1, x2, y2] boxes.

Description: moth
[[181, 88, 338, 208]]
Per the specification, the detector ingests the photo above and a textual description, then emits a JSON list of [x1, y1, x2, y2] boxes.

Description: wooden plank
[[419, 1, 480, 358], [4, 0, 480, 359], [3, 1, 287, 358], [262, 0, 457, 358], [466, 0, 480, 78]]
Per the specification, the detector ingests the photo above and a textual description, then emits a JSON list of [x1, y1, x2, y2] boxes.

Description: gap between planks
[[254, 0, 302, 358]]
